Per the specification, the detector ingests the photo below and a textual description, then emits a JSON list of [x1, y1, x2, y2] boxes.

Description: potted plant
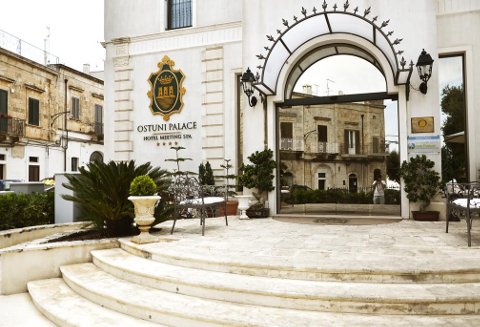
[[238, 148, 276, 218], [399, 154, 441, 221], [128, 175, 161, 243]]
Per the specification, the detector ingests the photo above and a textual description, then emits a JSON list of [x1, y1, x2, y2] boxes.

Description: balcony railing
[[0, 116, 25, 139], [339, 143, 387, 155], [280, 138, 387, 156], [93, 122, 104, 140], [316, 142, 340, 154], [280, 138, 303, 151]]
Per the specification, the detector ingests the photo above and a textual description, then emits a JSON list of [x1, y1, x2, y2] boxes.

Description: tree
[[386, 151, 400, 183], [441, 85, 466, 182], [204, 161, 215, 185], [238, 148, 276, 204]]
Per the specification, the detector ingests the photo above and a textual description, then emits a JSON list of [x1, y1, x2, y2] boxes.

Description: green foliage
[[441, 85, 465, 136], [0, 192, 54, 231], [285, 187, 400, 205], [62, 160, 169, 236], [198, 161, 215, 185], [441, 85, 467, 182], [386, 151, 400, 183], [238, 148, 276, 203], [399, 155, 441, 211], [198, 163, 206, 184], [129, 175, 157, 196]]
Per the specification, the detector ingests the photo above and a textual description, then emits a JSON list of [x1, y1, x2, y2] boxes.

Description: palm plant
[[62, 160, 169, 236]]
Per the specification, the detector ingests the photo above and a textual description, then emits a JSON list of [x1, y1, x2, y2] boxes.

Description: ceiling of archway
[[252, 2, 413, 97]]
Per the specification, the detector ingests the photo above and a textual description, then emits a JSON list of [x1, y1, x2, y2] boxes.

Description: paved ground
[[2, 216, 480, 326]]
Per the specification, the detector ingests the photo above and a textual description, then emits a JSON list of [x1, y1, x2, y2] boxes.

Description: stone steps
[[27, 278, 160, 327], [24, 218, 480, 325], [120, 239, 480, 283], [33, 263, 479, 326], [91, 248, 480, 315]]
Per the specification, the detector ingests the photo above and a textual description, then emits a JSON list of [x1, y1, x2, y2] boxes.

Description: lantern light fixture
[[241, 67, 258, 107], [415, 49, 434, 94]]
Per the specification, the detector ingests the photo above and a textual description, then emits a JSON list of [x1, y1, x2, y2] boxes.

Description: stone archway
[[249, 3, 411, 217]]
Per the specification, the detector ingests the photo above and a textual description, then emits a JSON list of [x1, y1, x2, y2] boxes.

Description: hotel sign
[[147, 55, 186, 121]]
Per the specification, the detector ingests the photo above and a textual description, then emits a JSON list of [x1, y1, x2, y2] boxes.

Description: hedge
[[285, 188, 400, 205], [0, 192, 54, 231]]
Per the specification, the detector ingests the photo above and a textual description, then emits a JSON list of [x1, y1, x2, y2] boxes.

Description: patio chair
[[169, 174, 227, 236], [445, 181, 480, 246]]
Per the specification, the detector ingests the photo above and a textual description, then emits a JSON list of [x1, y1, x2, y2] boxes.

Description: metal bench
[[169, 174, 227, 236], [445, 181, 480, 247]]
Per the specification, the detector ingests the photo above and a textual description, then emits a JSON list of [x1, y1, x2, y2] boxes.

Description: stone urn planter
[[128, 195, 161, 244], [235, 195, 252, 220]]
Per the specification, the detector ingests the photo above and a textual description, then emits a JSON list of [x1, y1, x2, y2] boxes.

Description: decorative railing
[[93, 122, 104, 138], [0, 116, 25, 139]]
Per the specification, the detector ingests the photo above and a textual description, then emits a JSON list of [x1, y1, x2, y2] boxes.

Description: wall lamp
[[415, 49, 434, 94], [241, 67, 258, 107]]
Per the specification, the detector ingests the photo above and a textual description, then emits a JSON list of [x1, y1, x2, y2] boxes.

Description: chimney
[[83, 64, 90, 74], [303, 84, 312, 95]]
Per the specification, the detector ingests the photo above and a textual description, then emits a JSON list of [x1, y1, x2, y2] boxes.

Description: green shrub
[[62, 160, 169, 236], [0, 192, 54, 231], [129, 175, 157, 196], [286, 187, 400, 205]]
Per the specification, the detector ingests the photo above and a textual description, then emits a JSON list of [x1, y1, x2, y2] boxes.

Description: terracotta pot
[[217, 200, 239, 216], [412, 211, 439, 221]]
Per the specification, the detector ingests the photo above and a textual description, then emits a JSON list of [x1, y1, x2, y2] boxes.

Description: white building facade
[[104, 0, 480, 218]]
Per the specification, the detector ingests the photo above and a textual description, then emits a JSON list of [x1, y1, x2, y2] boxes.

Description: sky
[[0, 0, 105, 72]]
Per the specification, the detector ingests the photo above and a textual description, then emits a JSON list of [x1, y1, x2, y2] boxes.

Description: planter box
[[217, 200, 239, 216], [412, 211, 439, 221], [246, 207, 270, 218]]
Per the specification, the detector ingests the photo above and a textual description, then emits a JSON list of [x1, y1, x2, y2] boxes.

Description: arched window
[[89, 151, 103, 163]]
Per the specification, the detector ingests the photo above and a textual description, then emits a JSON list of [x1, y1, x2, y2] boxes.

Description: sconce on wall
[[241, 67, 258, 107], [415, 49, 434, 94]]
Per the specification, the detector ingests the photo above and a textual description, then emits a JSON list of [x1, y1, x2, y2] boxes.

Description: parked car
[[0, 179, 22, 191], [281, 184, 312, 202]]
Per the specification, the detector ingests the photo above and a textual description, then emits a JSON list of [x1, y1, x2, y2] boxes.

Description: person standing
[[372, 175, 386, 204]]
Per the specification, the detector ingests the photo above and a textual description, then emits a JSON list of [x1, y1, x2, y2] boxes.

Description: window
[[29, 156, 39, 163], [318, 125, 327, 152], [167, 0, 192, 30], [28, 98, 40, 126], [29, 165, 40, 181], [71, 157, 79, 172], [0, 154, 5, 161], [318, 172, 326, 190], [94, 104, 103, 135], [0, 89, 7, 133], [280, 122, 293, 150], [90, 151, 103, 163], [372, 136, 380, 153], [72, 97, 80, 119], [344, 130, 360, 154]]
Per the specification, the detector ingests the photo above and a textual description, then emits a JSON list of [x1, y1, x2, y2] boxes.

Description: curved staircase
[[27, 218, 480, 326]]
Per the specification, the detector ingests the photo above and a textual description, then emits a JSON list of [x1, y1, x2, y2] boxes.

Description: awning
[[444, 131, 465, 144]]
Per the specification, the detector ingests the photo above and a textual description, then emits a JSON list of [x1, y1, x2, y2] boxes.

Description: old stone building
[[0, 47, 104, 182], [279, 99, 387, 192]]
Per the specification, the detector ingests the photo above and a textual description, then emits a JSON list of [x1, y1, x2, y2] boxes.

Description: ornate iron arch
[[252, 0, 413, 97]]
